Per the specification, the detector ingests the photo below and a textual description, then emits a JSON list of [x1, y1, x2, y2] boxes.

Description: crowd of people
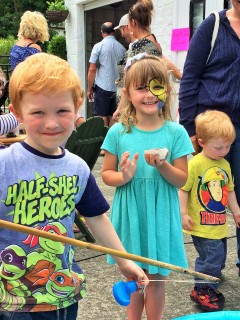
[[0, 0, 240, 319]]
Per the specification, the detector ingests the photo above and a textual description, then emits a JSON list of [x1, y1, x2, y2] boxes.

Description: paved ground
[[76, 156, 240, 320]]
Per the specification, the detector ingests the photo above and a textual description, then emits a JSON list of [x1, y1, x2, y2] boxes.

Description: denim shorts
[[192, 235, 227, 290], [0, 302, 78, 320], [93, 84, 117, 116]]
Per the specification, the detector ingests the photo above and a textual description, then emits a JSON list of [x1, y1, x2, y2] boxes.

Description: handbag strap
[[206, 11, 220, 64]]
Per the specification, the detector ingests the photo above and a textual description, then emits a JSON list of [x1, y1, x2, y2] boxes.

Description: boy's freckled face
[[18, 91, 77, 155]]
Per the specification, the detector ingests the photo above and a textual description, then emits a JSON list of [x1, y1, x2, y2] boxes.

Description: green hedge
[[47, 34, 67, 60], [0, 36, 16, 63]]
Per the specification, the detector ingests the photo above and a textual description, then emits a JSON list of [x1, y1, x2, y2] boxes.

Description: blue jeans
[[225, 125, 240, 268], [0, 302, 78, 320], [192, 236, 227, 290]]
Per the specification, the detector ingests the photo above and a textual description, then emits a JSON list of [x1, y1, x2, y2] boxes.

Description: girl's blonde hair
[[18, 11, 49, 43], [119, 55, 172, 132], [9, 53, 84, 115], [129, 0, 153, 31], [196, 110, 236, 143]]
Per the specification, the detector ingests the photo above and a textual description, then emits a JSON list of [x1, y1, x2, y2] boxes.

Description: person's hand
[[87, 89, 94, 102], [182, 214, 194, 231], [117, 259, 149, 288], [144, 150, 168, 168], [112, 107, 120, 121], [233, 213, 240, 228], [120, 151, 139, 183]]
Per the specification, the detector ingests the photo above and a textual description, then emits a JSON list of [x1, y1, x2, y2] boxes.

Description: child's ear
[[9, 104, 23, 122], [76, 98, 83, 113], [198, 138, 204, 148]]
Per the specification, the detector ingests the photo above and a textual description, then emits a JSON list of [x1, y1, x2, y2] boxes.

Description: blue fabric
[[225, 125, 240, 267], [0, 302, 78, 320], [10, 45, 40, 72], [89, 36, 126, 92], [192, 236, 227, 290], [179, 10, 240, 137], [93, 84, 116, 116], [102, 121, 194, 276]]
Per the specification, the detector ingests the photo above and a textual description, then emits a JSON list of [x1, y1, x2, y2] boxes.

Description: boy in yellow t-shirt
[[179, 110, 240, 312]]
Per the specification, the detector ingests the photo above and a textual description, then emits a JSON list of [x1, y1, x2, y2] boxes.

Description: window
[[189, 0, 206, 38]]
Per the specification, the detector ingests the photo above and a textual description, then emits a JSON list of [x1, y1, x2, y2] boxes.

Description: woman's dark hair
[[129, 0, 153, 28]]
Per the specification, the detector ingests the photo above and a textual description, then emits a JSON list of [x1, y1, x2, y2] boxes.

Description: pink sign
[[171, 28, 190, 52]]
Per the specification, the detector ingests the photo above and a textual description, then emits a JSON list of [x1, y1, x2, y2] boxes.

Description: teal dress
[[102, 121, 194, 276]]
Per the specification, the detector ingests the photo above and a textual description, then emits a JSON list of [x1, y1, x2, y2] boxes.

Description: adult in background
[[113, 0, 182, 120], [114, 14, 137, 48], [10, 10, 49, 72], [179, 0, 240, 274], [87, 22, 126, 128]]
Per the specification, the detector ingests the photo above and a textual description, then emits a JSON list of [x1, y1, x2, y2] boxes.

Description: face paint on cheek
[[157, 101, 165, 109], [149, 78, 167, 108]]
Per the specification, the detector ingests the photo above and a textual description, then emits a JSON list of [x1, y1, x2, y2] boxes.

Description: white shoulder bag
[[206, 11, 220, 63]]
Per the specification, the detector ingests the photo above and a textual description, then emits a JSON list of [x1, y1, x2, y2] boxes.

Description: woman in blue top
[[179, 0, 240, 274], [10, 11, 49, 72], [102, 55, 194, 320]]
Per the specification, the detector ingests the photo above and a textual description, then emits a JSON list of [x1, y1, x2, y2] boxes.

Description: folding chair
[[65, 116, 108, 242]]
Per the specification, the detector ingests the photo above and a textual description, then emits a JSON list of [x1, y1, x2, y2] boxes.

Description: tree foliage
[[0, 0, 48, 38]]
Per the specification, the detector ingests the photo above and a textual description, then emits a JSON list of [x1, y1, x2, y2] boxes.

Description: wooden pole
[[0, 219, 220, 283]]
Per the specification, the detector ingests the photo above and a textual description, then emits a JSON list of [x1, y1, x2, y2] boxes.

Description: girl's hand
[[144, 150, 168, 168], [120, 151, 139, 183], [233, 213, 240, 228], [117, 260, 149, 288], [182, 214, 194, 231]]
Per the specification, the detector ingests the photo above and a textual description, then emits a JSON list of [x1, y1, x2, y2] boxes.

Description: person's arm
[[87, 63, 97, 101], [228, 191, 240, 228], [179, 14, 215, 137], [179, 189, 194, 231], [113, 95, 125, 121], [144, 153, 188, 188], [85, 213, 148, 285], [75, 113, 86, 127], [0, 113, 19, 136], [162, 56, 182, 80]]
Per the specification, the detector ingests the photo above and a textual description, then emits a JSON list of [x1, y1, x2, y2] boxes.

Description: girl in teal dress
[[102, 55, 194, 320]]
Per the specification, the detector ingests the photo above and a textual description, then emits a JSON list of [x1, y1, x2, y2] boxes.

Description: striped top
[[0, 113, 19, 136]]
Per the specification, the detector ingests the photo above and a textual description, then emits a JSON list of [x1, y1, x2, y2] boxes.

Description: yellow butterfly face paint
[[149, 79, 167, 102]]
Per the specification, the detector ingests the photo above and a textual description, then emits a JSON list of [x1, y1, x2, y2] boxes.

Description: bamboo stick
[[0, 219, 220, 283]]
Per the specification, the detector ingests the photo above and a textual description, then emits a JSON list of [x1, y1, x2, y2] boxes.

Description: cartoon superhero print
[[0, 170, 87, 312], [23, 222, 67, 271], [0, 245, 30, 311], [197, 166, 229, 225], [32, 269, 86, 311]]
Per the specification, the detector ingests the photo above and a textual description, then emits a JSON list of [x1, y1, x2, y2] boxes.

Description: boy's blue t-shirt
[[0, 142, 109, 312]]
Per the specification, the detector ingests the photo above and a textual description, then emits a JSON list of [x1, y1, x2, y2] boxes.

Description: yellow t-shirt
[[182, 153, 234, 239]]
